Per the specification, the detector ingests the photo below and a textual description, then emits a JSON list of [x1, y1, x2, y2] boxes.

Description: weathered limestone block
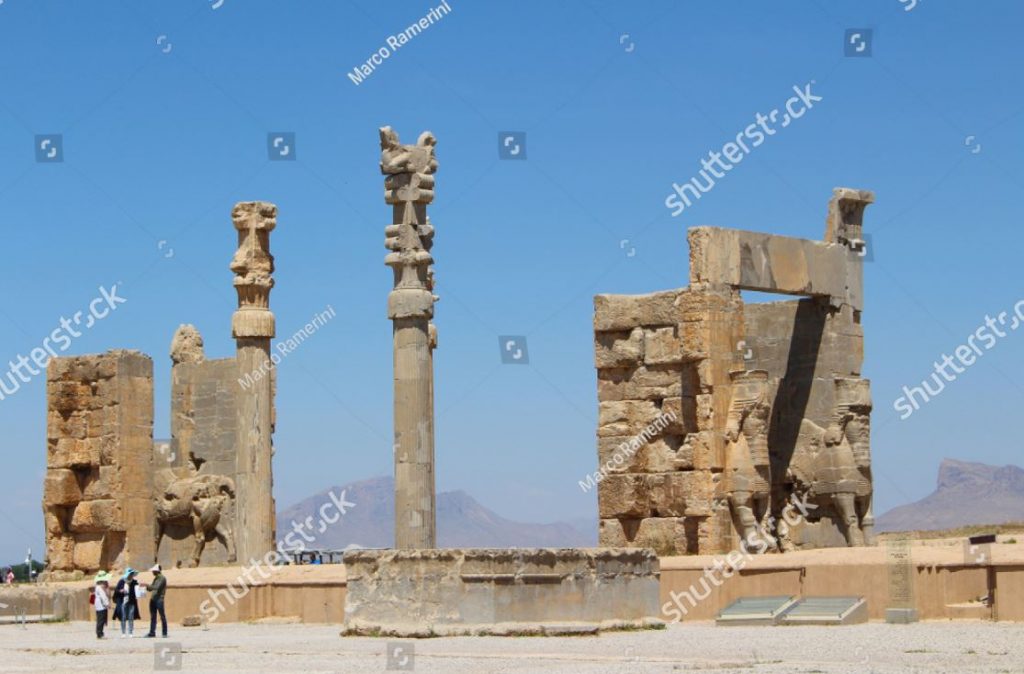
[[343, 548, 662, 636], [71, 534, 112, 570], [81, 466, 117, 500], [658, 398, 689, 435], [49, 411, 87, 439], [594, 329, 644, 369], [599, 473, 707, 519], [598, 400, 663, 437], [594, 290, 682, 332], [643, 326, 682, 365], [599, 474, 647, 518], [69, 499, 121, 533], [46, 534, 75, 571], [676, 431, 725, 471], [44, 469, 81, 506], [48, 438, 99, 468], [598, 517, 690, 555], [597, 435, 679, 474], [44, 508, 65, 536], [694, 394, 715, 431], [597, 366, 682, 401]]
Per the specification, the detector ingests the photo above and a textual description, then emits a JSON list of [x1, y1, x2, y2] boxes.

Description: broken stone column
[[230, 201, 277, 562], [380, 126, 438, 549]]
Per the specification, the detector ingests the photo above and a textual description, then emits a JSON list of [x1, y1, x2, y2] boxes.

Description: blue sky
[[1, 0, 1022, 564]]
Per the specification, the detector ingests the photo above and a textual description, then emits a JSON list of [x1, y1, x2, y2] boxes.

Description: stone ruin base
[[342, 547, 662, 637]]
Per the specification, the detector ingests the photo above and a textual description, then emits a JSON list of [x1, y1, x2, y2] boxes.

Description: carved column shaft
[[381, 127, 438, 549], [230, 201, 277, 562]]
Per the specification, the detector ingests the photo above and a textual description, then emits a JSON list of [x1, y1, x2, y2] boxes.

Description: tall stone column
[[230, 201, 277, 562], [380, 127, 438, 549]]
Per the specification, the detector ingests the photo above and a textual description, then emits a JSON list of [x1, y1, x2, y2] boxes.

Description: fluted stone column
[[380, 127, 438, 549], [230, 201, 277, 562]]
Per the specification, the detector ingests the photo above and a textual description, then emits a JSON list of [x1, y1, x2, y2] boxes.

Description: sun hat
[[149, 564, 162, 573], [94, 571, 111, 583], [123, 568, 137, 580]]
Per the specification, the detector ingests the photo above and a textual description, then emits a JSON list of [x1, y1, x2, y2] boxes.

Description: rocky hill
[[877, 459, 1024, 532]]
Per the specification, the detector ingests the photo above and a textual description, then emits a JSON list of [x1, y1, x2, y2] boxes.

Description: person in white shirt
[[93, 571, 111, 639]]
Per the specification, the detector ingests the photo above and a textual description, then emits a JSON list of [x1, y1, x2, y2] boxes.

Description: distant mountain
[[877, 459, 1024, 532], [275, 476, 597, 550]]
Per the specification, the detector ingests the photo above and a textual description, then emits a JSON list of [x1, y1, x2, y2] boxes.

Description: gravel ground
[[1, 620, 1022, 673]]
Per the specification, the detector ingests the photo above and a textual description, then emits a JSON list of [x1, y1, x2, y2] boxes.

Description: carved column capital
[[230, 201, 277, 339]]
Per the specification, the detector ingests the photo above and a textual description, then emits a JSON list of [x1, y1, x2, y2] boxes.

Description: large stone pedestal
[[342, 548, 662, 637]]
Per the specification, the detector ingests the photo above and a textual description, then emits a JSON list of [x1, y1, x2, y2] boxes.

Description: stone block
[[49, 438, 101, 468], [597, 435, 680, 474], [597, 366, 682, 402], [46, 535, 76, 571], [598, 400, 663, 437], [643, 326, 682, 365], [43, 469, 81, 506], [71, 534, 106, 570], [69, 500, 121, 533], [82, 466, 117, 500], [343, 548, 662, 636], [594, 291, 681, 332], [594, 328, 644, 369], [677, 431, 724, 471], [598, 474, 648, 518], [44, 507, 66, 536]]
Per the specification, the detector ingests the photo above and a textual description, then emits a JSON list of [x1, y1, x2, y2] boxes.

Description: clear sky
[[0, 0, 1022, 564]]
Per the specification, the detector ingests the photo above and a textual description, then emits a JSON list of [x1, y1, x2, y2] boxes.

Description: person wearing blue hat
[[113, 568, 141, 638]]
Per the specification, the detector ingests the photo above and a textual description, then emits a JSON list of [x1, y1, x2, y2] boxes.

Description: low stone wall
[[10, 543, 1024, 629], [343, 548, 662, 636]]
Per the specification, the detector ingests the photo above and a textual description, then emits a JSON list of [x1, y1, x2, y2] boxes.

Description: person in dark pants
[[144, 564, 168, 638], [93, 572, 111, 639]]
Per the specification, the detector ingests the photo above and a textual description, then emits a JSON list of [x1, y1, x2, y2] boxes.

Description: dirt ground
[[1, 620, 1022, 673]]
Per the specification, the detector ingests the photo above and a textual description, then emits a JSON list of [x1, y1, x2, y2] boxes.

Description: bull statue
[[785, 377, 873, 548], [154, 474, 237, 568]]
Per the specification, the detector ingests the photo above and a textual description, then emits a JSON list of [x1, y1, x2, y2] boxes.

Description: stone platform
[[341, 547, 662, 636]]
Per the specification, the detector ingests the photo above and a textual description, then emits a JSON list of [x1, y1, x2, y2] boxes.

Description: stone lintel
[[688, 227, 862, 310]]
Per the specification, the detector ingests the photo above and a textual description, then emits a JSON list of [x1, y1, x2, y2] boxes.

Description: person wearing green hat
[[93, 571, 111, 639], [113, 568, 141, 637]]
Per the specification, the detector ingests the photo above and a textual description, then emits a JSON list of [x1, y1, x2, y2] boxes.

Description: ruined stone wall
[[170, 357, 239, 479], [159, 356, 239, 567], [593, 289, 742, 555], [594, 188, 875, 556], [44, 350, 154, 579]]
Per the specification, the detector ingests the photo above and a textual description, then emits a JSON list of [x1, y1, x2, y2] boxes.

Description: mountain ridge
[[276, 476, 597, 549]]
